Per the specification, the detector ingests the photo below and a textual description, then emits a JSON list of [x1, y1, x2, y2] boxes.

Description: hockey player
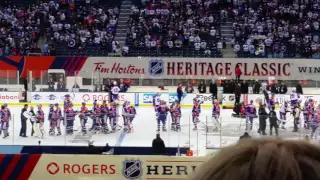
[[36, 104, 45, 138], [193, 93, 204, 106], [310, 105, 320, 139], [269, 106, 279, 136], [100, 100, 109, 133], [127, 104, 137, 133], [48, 104, 54, 123], [79, 102, 89, 135], [122, 101, 130, 131], [108, 102, 117, 132], [268, 93, 276, 111], [157, 100, 169, 132], [212, 99, 221, 131], [290, 90, 300, 112], [245, 100, 256, 131], [64, 94, 72, 110], [293, 102, 301, 132], [65, 103, 77, 135], [1, 105, 9, 138], [91, 100, 101, 133], [305, 99, 315, 129], [50, 103, 62, 136], [192, 99, 201, 130], [29, 106, 36, 136], [111, 81, 120, 102], [153, 93, 161, 116], [279, 101, 290, 129], [170, 100, 181, 131]]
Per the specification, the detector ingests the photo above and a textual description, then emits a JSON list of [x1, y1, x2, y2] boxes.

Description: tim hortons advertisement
[[25, 155, 207, 180], [75, 57, 320, 80]]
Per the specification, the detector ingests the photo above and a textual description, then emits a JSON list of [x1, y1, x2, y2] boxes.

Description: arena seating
[[124, 0, 223, 57], [232, 2, 320, 59]]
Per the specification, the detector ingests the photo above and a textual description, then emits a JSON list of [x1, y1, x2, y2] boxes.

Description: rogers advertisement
[[30, 92, 135, 105], [27, 155, 207, 180]]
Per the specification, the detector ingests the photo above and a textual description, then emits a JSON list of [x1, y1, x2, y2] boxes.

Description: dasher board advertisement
[[7, 154, 207, 180], [0, 92, 20, 103], [30, 92, 135, 105]]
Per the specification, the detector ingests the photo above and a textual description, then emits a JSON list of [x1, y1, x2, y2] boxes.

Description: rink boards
[[0, 154, 207, 180], [0, 91, 318, 108]]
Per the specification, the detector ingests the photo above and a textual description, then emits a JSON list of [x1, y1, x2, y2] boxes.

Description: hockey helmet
[[65, 94, 70, 98], [309, 98, 313, 102], [49, 104, 54, 108], [250, 100, 254, 104], [3, 103, 8, 107], [54, 103, 59, 106], [82, 102, 86, 106], [37, 104, 42, 107], [93, 100, 97, 104]]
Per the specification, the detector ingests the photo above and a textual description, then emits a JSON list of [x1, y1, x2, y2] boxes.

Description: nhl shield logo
[[123, 159, 142, 179], [149, 59, 164, 76]]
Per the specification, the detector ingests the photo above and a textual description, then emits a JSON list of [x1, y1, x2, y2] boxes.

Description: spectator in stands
[[190, 139, 320, 180], [296, 81, 303, 94], [240, 80, 248, 94], [209, 79, 218, 100], [185, 81, 194, 93], [198, 80, 206, 93], [279, 81, 288, 94], [103, 78, 113, 92], [252, 80, 261, 94]]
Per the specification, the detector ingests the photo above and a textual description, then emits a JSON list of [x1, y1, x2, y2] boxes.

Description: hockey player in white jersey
[[153, 93, 161, 116], [111, 81, 120, 102], [279, 101, 290, 129], [193, 93, 204, 106], [290, 90, 300, 112]]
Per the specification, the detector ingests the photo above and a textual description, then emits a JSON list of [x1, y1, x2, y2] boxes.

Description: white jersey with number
[[154, 96, 161, 106], [111, 86, 120, 95], [280, 104, 288, 113], [290, 92, 299, 102]]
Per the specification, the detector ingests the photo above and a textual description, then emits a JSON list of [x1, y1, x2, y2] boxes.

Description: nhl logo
[[123, 159, 142, 179], [149, 59, 164, 76]]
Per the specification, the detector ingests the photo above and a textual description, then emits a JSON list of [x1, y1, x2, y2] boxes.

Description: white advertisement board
[[30, 92, 135, 106], [76, 57, 320, 80], [0, 92, 20, 103]]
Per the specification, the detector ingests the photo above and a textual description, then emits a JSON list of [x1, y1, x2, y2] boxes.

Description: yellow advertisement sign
[[30, 155, 207, 180]]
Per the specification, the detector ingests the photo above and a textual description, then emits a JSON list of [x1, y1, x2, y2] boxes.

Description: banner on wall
[[0, 92, 20, 103], [30, 92, 135, 105], [25, 155, 207, 180], [3, 56, 320, 80]]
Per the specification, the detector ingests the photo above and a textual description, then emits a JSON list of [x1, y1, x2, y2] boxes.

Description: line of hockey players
[[231, 89, 320, 138], [152, 93, 221, 132]]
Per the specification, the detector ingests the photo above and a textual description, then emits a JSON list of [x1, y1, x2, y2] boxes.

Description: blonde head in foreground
[[190, 138, 320, 180]]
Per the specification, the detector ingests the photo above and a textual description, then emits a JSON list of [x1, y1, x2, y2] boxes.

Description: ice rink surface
[[0, 106, 314, 156]]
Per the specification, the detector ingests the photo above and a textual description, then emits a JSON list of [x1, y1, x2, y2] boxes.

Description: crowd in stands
[[124, 0, 224, 57], [1, 0, 320, 59], [0, 3, 42, 55], [232, 1, 320, 58]]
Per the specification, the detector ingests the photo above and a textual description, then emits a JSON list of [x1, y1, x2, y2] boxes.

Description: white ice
[[0, 106, 314, 156]]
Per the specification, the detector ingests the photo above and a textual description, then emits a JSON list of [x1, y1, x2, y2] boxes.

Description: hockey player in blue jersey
[[91, 100, 102, 133], [305, 99, 315, 130], [245, 100, 256, 131], [108, 102, 118, 132], [64, 94, 72, 110], [170, 100, 181, 131], [65, 103, 77, 135], [79, 102, 89, 135], [212, 99, 221, 131], [192, 99, 201, 130], [157, 100, 169, 132], [100, 100, 109, 133], [127, 104, 137, 133], [50, 103, 62, 136], [268, 94, 276, 110], [1, 105, 9, 138]]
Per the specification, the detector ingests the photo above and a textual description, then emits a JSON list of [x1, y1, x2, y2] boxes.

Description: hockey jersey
[[79, 106, 89, 119], [153, 95, 161, 107], [170, 103, 181, 117], [212, 104, 220, 116], [157, 105, 169, 120], [290, 92, 300, 105], [280, 103, 289, 113], [245, 104, 256, 116], [192, 102, 201, 117], [37, 109, 45, 123]]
